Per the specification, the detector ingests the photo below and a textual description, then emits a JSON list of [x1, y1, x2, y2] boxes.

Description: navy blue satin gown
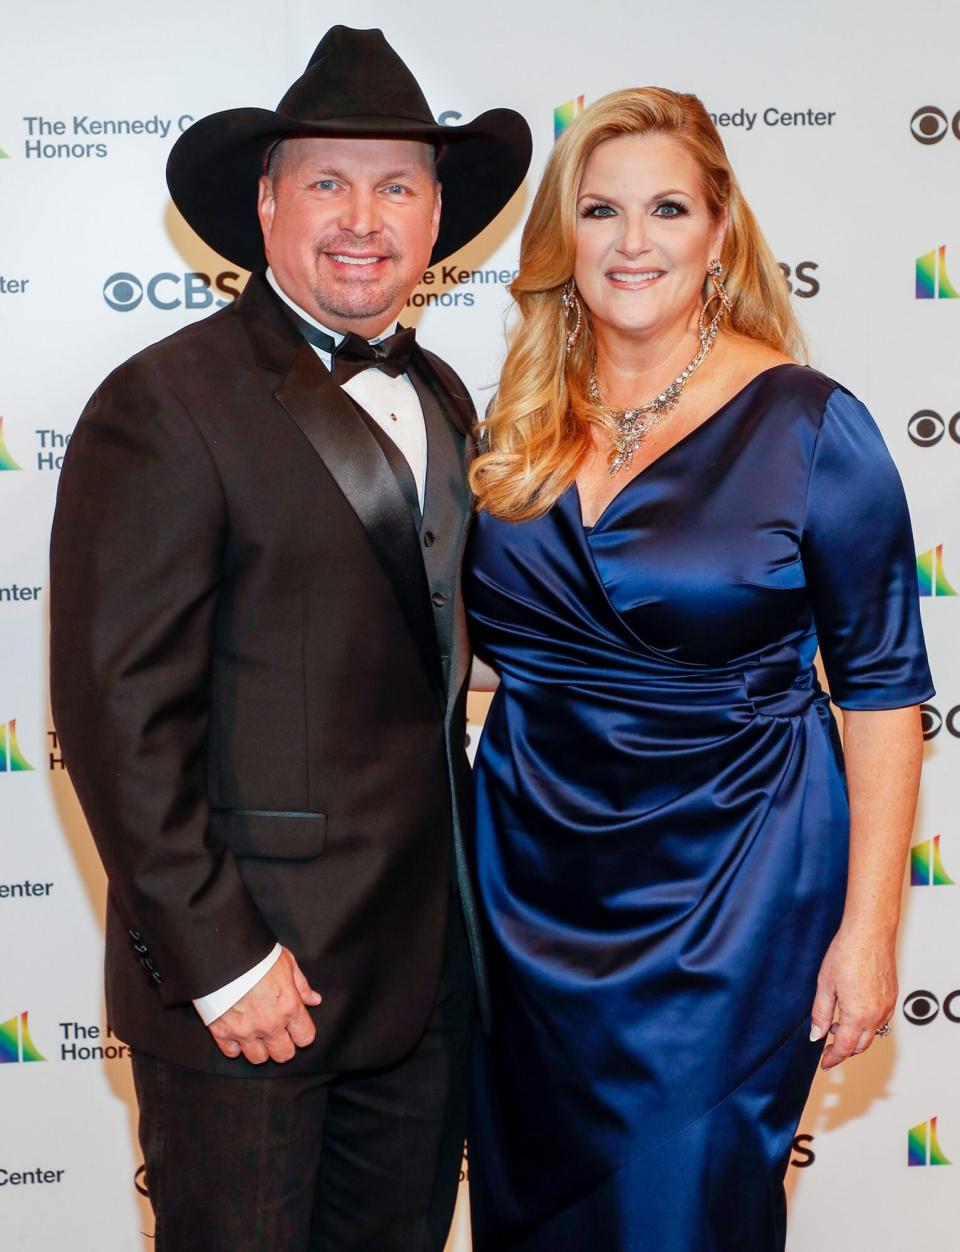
[[465, 366, 933, 1251]]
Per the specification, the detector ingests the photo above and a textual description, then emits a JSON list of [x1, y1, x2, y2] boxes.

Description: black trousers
[[131, 902, 475, 1252]]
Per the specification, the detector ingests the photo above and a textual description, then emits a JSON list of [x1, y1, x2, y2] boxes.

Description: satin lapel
[[276, 344, 443, 698], [234, 271, 304, 374], [412, 345, 474, 437], [409, 348, 476, 710]]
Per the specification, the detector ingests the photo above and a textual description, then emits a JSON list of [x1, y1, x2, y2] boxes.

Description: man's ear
[[431, 182, 442, 246], [258, 175, 276, 248]]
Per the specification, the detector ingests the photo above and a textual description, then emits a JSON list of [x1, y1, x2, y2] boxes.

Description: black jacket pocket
[[208, 809, 327, 859]]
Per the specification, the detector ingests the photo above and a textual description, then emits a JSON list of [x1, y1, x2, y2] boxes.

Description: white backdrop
[[1, 1, 958, 1246]]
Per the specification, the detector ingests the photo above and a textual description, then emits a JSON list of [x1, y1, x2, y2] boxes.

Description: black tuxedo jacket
[[50, 273, 486, 1076]]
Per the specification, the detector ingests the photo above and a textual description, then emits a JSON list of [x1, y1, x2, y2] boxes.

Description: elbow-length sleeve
[[800, 386, 935, 710]]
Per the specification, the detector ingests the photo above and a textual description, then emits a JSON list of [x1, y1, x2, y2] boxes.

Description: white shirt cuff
[[192, 943, 283, 1026]]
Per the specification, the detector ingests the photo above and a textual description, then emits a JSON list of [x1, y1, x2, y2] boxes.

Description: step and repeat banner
[[1, 0, 958, 1246]]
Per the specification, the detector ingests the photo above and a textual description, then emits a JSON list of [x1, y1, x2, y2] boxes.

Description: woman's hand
[[809, 924, 897, 1069], [808, 705, 922, 1071]]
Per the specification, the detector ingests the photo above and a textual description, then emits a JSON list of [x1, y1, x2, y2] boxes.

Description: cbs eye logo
[[903, 990, 960, 1025], [908, 410, 960, 447], [134, 1164, 149, 1196], [911, 107, 960, 145], [103, 273, 143, 311], [920, 704, 960, 740]]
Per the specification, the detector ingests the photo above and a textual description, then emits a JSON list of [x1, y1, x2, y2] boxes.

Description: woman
[[465, 88, 932, 1251]]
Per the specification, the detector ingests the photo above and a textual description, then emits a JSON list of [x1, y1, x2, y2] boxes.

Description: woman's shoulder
[[715, 338, 889, 469], [723, 338, 856, 421]]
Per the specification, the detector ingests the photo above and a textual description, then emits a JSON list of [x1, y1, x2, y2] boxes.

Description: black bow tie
[[332, 328, 417, 385], [293, 316, 417, 385]]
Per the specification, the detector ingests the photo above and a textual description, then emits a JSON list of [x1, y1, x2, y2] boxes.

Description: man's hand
[[207, 948, 322, 1064]]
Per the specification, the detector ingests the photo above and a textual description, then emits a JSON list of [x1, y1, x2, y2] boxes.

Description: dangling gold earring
[[561, 279, 583, 354], [699, 258, 732, 342]]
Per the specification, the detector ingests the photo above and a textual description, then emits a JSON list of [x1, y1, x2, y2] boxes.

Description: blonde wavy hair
[[470, 87, 806, 520]]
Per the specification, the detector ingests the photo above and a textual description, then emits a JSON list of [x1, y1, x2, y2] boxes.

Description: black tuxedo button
[[423, 531, 436, 547], [131, 939, 149, 955], [128, 929, 142, 942], [432, 591, 446, 607]]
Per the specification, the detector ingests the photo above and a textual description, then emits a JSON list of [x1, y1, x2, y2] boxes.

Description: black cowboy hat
[[166, 25, 532, 271]]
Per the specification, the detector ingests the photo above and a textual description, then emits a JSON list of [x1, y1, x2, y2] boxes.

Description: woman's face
[[573, 133, 725, 343]]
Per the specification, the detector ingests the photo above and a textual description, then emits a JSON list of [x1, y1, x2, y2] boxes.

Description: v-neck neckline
[[575, 364, 797, 531]]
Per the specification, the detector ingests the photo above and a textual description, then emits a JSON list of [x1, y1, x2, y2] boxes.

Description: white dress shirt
[[192, 271, 429, 1027], [267, 268, 427, 507]]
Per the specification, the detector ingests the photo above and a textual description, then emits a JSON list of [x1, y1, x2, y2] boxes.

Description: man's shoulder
[[111, 299, 246, 388], [81, 298, 267, 432], [71, 295, 268, 446]]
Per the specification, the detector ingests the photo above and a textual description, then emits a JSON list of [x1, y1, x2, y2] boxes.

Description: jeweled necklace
[[589, 261, 732, 476]]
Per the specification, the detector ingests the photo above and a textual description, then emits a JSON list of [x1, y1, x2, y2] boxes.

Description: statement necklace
[[589, 262, 732, 475]]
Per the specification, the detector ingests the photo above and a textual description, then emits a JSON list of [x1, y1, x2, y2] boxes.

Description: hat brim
[[166, 107, 532, 271]]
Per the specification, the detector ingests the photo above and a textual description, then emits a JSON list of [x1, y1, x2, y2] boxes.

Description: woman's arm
[[810, 704, 923, 1069]]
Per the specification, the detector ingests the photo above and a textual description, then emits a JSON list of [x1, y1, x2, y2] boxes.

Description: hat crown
[[277, 25, 435, 127]]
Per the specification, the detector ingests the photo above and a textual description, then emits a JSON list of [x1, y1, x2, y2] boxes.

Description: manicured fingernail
[[809, 1026, 825, 1042]]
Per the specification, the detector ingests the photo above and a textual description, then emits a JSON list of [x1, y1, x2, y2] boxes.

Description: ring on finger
[[875, 1021, 892, 1039]]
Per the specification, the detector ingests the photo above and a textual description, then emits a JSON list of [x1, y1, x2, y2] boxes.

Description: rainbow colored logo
[[554, 96, 585, 141], [912, 835, 955, 886], [908, 1117, 952, 1167], [0, 417, 22, 471], [0, 1011, 46, 1063], [0, 719, 35, 772], [917, 545, 958, 596], [916, 246, 960, 299]]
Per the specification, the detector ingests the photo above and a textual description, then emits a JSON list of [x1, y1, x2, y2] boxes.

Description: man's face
[[258, 135, 441, 338]]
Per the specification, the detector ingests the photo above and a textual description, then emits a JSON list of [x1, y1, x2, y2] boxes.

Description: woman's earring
[[699, 258, 733, 341], [707, 258, 732, 312], [561, 279, 583, 354]]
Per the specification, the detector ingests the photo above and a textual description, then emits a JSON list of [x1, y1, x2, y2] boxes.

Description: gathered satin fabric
[[464, 366, 934, 1251]]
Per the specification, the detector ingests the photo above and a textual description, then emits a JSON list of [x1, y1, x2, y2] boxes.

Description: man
[[49, 26, 530, 1251]]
